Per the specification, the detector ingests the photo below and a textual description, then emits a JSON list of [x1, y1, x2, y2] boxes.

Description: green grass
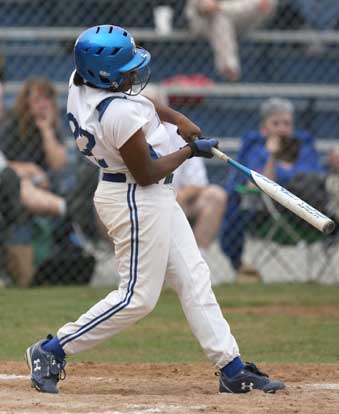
[[1, 283, 339, 364]]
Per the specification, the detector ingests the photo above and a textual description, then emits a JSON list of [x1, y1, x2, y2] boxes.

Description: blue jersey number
[[67, 112, 108, 168]]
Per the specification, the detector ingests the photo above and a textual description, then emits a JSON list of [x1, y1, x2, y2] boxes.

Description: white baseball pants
[[57, 180, 239, 368]]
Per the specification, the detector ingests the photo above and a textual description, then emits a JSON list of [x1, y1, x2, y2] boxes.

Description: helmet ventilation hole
[[123, 31, 128, 36], [95, 47, 104, 55], [96, 27, 100, 33], [99, 75, 110, 84], [109, 26, 113, 33], [110, 47, 120, 55]]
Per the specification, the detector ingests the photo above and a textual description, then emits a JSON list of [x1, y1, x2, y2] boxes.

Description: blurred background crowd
[[1, 0, 339, 288]]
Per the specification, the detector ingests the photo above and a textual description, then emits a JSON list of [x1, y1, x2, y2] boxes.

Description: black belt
[[102, 172, 127, 183], [102, 172, 173, 184]]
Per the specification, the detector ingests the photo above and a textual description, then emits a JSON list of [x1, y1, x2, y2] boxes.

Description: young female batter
[[26, 25, 284, 395]]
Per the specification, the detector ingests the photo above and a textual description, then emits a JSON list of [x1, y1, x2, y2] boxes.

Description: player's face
[[28, 87, 54, 119], [119, 71, 137, 92], [261, 112, 294, 138]]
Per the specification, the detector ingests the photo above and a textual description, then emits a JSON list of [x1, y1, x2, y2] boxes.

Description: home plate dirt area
[[1, 362, 339, 414]]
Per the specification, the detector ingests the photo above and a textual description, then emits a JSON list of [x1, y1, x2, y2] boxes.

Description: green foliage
[[1, 283, 339, 363]]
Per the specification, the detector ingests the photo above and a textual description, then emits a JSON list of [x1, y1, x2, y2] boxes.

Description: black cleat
[[219, 362, 285, 394], [25, 336, 66, 394]]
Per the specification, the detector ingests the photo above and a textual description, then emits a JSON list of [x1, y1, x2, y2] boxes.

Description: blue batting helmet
[[74, 25, 151, 92]]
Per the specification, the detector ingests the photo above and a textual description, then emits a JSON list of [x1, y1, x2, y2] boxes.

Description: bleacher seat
[[2, 20, 339, 142], [5, 55, 74, 81], [0, 0, 187, 28], [266, 47, 339, 84]]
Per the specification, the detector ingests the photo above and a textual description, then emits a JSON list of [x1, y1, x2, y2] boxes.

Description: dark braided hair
[[73, 71, 85, 86]]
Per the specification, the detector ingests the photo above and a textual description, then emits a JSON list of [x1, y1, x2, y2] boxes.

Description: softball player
[[25, 25, 284, 395]]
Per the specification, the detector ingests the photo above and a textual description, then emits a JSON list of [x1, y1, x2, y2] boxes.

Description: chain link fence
[[0, 0, 339, 287]]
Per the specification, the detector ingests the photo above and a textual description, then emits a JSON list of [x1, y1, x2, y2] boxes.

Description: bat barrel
[[251, 171, 336, 234]]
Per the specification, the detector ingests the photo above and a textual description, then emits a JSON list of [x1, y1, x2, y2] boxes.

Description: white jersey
[[67, 71, 172, 174]]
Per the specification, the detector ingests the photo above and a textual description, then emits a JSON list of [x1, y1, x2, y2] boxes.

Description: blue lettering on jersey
[[67, 112, 108, 168]]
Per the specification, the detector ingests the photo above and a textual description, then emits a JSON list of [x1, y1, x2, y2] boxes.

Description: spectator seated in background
[[0, 78, 67, 285], [142, 84, 228, 284], [1, 78, 67, 183], [185, 0, 277, 81], [0, 79, 97, 287], [162, 122, 229, 285], [172, 153, 227, 256], [219, 97, 327, 278], [0, 150, 96, 287]]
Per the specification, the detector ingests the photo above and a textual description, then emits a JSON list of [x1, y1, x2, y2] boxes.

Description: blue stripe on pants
[[59, 184, 139, 347]]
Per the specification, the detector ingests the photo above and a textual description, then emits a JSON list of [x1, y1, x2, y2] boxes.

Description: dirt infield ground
[[1, 362, 339, 414]]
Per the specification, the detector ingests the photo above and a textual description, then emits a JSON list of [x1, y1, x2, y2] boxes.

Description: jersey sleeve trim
[[97, 96, 127, 122]]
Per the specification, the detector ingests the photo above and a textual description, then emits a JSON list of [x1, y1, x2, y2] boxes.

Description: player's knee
[[142, 300, 157, 315], [137, 302, 156, 317], [132, 294, 158, 316]]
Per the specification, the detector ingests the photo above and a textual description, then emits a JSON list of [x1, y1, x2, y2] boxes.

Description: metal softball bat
[[211, 147, 336, 234]]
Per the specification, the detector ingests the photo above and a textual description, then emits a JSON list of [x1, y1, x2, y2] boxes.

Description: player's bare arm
[[120, 128, 192, 186]]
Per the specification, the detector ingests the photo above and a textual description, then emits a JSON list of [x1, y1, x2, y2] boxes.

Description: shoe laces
[[53, 358, 66, 382], [58, 365, 66, 381], [45, 334, 67, 382], [245, 362, 268, 378]]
